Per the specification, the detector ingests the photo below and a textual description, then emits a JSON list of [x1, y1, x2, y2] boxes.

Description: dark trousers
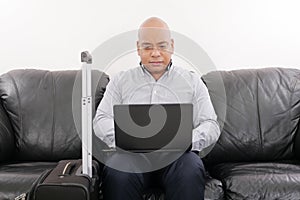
[[101, 152, 206, 200]]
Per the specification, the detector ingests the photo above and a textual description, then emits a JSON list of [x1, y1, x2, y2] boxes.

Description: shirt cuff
[[191, 141, 201, 152]]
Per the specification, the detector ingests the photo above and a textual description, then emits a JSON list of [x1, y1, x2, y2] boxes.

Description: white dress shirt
[[93, 64, 220, 152]]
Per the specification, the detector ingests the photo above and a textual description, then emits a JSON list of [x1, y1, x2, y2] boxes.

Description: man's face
[[137, 28, 174, 78]]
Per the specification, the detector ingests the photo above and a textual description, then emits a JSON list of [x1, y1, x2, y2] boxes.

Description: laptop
[[113, 103, 193, 153]]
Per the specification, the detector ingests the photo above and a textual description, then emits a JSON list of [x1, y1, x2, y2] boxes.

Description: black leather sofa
[[0, 67, 300, 200], [202, 67, 300, 199]]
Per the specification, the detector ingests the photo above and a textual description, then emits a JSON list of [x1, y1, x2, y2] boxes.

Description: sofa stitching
[[6, 72, 23, 151], [256, 70, 263, 158], [50, 71, 56, 158], [0, 102, 12, 142], [290, 69, 298, 157], [0, 118, 10, 137]]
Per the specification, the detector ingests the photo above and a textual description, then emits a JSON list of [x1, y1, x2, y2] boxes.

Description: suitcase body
[[33, 159, 100, 200]]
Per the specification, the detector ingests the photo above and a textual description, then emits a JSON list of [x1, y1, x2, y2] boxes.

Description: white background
[[0, 0, 300, 76]]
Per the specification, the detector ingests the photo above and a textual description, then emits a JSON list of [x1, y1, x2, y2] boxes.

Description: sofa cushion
[[0, 162, 57, 200], [202, 68, 300, 165], [0, 69, 109, 161], [210, 161, 300, 200]]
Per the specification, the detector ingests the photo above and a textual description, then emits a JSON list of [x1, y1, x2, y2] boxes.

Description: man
[[93, 17, 220, 200]]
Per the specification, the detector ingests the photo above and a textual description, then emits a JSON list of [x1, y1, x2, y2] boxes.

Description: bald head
[[139, 17, 169, 29], [138, 17, 171, 40]]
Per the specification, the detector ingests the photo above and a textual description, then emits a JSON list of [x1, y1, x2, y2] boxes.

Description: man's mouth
[[149, 61, 163, 66]]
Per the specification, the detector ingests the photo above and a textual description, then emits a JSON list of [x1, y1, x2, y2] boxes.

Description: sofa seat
[[0, 162, 57, 200], [204, 175, 224, 200], [142, 175, 224, 200], [210, 161, 300, 200]]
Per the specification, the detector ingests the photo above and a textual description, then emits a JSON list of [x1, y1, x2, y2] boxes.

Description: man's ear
[[137, 41, 141, 56], [170, 38, 174, 54]]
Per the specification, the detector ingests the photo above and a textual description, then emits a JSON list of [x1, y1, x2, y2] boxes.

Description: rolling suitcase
[[33, 159, 100, 200]]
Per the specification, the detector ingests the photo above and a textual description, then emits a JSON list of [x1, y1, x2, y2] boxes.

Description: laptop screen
[[113, 104, 193, 153]]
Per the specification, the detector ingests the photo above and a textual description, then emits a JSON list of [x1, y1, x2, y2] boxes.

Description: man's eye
[[143, 46, 153, 50], [159, 45, 167, 49]]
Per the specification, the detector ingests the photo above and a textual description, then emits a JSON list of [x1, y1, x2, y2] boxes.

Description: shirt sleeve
[[191, 75, 221, 152], [93, 74, 122, 148]]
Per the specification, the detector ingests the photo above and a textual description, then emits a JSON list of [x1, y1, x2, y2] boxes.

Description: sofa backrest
[[0, 69, 109, 161], [203, 68, 300, 165], [0, 100, 15, 161]]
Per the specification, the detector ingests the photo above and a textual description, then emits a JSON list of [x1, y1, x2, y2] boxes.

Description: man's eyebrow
[[140, 41, 169, 46], [157, 41, 169, 45], [140, 42, 153, 46]]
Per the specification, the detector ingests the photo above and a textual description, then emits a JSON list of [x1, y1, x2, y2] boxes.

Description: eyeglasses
[[139, 42, 171, 52]]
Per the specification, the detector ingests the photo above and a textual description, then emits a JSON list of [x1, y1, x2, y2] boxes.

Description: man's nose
[[151, 48, 161, 57]]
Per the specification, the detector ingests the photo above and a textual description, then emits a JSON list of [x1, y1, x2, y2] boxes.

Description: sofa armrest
[[0, 101, 15, 162]]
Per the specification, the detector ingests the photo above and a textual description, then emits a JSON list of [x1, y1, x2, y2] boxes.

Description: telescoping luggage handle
[[81, 51, 93, 178]]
